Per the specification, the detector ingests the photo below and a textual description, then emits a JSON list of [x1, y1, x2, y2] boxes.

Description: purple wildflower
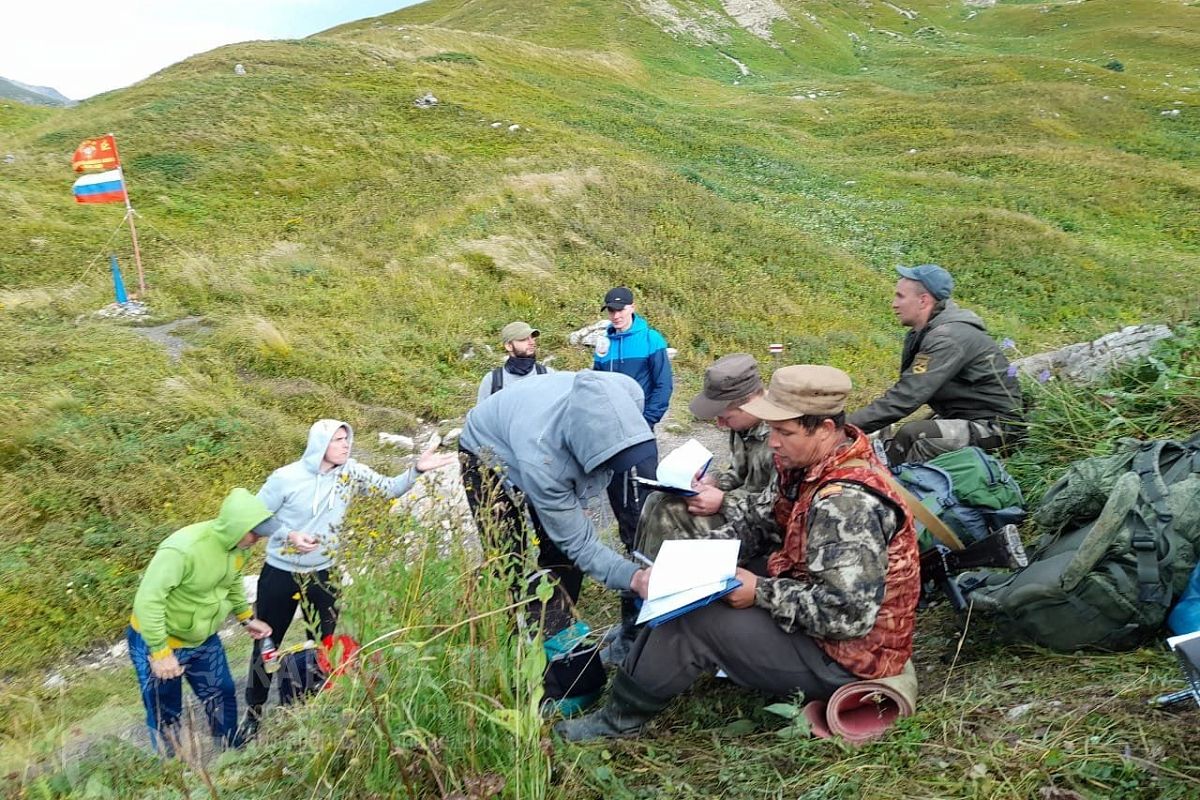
[[1037, 369, 1052, 383], [1001, 337, 1015, 351], [1006, 364, 1019, 378]]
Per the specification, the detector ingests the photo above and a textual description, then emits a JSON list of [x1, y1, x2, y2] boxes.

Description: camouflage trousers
[[877, 418, 1008, 466], [633, 492, 727, 561]]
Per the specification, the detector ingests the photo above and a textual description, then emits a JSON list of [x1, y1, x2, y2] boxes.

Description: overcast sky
[[1, 1, 422, 100]]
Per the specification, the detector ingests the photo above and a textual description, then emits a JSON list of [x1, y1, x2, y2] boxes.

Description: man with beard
[[476, 320, 553, 404]]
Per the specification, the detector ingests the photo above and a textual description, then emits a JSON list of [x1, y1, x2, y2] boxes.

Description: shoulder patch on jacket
[[815, 484, 844, 501], [911, 353, 931, 374]]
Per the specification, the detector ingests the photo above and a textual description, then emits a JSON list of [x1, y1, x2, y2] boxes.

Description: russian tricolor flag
[[72, 168, 127, 204]]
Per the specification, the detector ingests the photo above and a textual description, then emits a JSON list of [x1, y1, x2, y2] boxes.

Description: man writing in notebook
[[633, 353, 774, 560], [556, 365, 920, 741]]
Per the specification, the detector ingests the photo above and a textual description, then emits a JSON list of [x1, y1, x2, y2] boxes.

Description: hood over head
[[562, 371, 654, 472], [211, 487, 272, 549], [301, 418, 354, 474]]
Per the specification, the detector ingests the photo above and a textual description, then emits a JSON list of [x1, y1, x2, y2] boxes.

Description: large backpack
[[965, 435, 1200, 651], [893, 447, 1026, 552]]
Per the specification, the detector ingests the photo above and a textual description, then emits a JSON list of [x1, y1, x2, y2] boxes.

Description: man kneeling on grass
[[127, 488, 273, 754], [556, 366, 921, 741]]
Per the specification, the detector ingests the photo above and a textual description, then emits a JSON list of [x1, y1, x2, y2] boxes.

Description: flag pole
[[109, 133, 146, 297]]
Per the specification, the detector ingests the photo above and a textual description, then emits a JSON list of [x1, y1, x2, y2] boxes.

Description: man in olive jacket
[[847, 265, 1023, 465], [127, 487, 274, 753]]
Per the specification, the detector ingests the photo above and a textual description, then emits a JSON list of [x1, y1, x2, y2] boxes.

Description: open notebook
[[636, 539, 741, 627], [634, 438, 714, 497]]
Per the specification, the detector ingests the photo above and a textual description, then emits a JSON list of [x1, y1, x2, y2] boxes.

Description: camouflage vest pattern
[[770, 430, 921, 679]]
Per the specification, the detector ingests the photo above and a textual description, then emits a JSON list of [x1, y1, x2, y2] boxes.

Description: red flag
[[72, 135, 119, 173]]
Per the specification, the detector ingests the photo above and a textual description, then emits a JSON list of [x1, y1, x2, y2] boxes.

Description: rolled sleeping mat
[[803, 660, 918, 744]]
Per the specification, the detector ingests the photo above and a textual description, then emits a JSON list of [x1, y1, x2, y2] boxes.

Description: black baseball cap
[[602, 286, 634, 311]]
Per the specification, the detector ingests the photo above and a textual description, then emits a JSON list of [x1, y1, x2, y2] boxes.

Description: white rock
[[1161, 109, 1181, 117], [379, 432, 415, 450], [907, 148, 918, 154], [414, 92, 439, 108], [1006, 702, 1036, 720], [569, 319, 610, 349], [234, 63, 246, 76], [491, 121, 503, 128], [508, 124, 521, 132], [43, 673, 67, 690]]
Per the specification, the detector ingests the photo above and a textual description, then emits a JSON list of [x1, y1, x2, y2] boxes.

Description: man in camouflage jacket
[[557, 365, 920, 741], [633, 354, 776, 560], [846, 264, 1023, 465]]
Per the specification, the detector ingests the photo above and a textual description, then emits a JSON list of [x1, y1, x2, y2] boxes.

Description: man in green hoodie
[[846, 265, 1023, 465], [127, 487, 274, 753]]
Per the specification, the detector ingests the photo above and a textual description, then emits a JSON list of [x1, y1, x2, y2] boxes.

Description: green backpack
[[965, 435, 1200, 651]]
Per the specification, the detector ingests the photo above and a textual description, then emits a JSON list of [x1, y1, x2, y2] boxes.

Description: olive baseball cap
[[688, 353, 763, 420], [500, 321, 539, 343], [740, 365, 852, 420], [896, 264, 954, 300]]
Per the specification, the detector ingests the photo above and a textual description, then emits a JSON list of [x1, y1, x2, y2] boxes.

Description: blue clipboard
[[645, 578, 742, 628]]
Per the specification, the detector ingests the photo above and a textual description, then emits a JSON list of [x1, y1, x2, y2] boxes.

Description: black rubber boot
[[553, 669, 670, 742]]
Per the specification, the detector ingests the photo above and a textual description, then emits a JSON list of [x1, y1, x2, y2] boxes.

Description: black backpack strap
[[535, 362, 547, 375], [489, 366, 505, 395], [1131, 441, 1174, 605]]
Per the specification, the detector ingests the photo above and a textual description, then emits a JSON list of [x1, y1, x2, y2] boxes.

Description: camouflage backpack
[[965, 434, 1200, 651]]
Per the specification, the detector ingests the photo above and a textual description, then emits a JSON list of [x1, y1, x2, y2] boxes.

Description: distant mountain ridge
[[0, 75, 74, 106]]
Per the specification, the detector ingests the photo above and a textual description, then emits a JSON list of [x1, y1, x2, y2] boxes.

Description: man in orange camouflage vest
[[557, 365, 920, 741]]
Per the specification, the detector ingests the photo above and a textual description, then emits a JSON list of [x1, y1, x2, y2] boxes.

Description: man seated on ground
[[846, 264, 1023, 465], [556, 365, 920, 741], [127, 488, 274, 754], [475, 320, 553, 405], [634, 352, 775, 560]]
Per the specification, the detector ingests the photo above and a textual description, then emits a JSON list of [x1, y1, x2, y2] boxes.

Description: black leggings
[[245, 562, 338, 709]]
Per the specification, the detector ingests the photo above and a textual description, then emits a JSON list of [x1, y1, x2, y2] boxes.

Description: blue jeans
[[127, 626, 239, 753]]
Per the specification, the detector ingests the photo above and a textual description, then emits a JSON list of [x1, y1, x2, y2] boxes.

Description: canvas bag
[[966, 435, 1200, 651]]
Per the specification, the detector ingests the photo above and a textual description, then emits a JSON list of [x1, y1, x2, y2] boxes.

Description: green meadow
[[1, 0, 1198, 796]]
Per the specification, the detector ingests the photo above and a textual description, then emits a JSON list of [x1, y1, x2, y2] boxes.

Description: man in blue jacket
[[593, 286, 673, 549], [593, 286, 673, 661]]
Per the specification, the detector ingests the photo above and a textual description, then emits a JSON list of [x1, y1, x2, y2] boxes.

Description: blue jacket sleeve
[[642, 335, 674, 425]]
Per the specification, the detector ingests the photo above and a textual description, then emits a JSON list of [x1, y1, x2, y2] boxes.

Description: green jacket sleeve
[[132, 549, 187, 659], [847, 332, 968, 433], [225, 557, 252, 622]]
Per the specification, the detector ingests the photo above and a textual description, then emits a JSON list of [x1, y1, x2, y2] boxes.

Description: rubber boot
[[553, 669, 670, 742]]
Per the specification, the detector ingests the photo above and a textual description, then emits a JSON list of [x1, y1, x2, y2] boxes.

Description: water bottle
[[261, 635, 280, 674]]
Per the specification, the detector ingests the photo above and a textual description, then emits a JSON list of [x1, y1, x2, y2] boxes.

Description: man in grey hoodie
[[847, 265, 1024, 464], [242, 419, 454, 729], [459, 371, 655, 634]]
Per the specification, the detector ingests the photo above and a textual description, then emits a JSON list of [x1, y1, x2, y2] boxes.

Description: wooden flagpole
[[108, 133, 146, 297]]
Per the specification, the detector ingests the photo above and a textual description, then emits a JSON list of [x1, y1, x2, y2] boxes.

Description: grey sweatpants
[[623, 602, 856, 702]]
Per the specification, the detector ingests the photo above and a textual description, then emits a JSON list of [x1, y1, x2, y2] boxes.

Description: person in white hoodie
[[242, 419, 454, 731]]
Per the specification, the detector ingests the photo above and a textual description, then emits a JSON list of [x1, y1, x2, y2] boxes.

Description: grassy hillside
[[0, 0, 1197, 682]]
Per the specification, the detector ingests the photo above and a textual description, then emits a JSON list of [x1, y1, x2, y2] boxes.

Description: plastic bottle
[[1168, 562, 1200, 635], [261, 635, 280, 674]]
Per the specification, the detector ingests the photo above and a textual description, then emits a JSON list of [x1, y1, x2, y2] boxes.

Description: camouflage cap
[[740, 365, 852, 420], [688, 353, 762, 420], [500, 320, 540, 343]]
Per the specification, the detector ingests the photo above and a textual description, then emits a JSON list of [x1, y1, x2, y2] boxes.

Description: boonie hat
[[500, 320, 539, 343], [741, 365, 852, 421], [688, 353, 763, 420], [896, 264, 954, 301], [602, 286, 634, 311]]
